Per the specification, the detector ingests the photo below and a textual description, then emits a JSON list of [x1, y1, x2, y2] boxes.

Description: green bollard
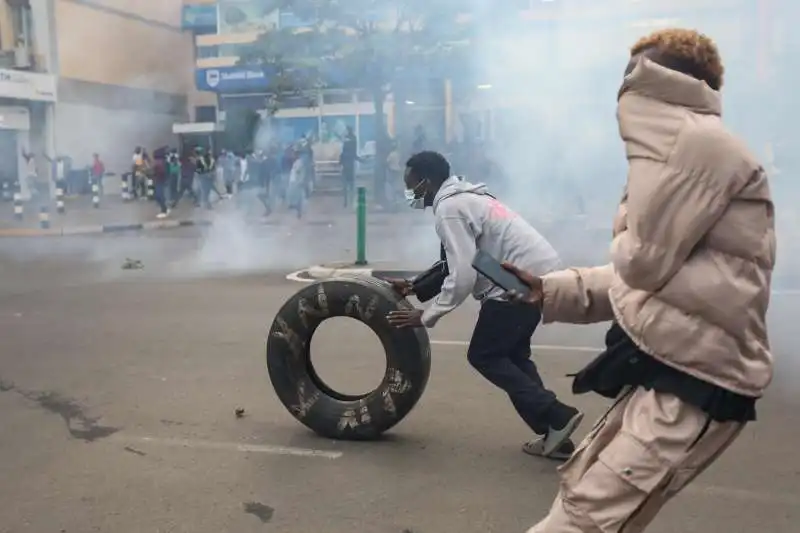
[[355, 186, 367, 265]]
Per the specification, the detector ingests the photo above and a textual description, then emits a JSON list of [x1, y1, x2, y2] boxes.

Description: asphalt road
[[0, 234, 798, 533]]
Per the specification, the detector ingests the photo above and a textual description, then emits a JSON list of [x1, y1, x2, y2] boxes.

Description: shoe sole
[[522, 447, 572, 462], [543, 412, 584, 457]]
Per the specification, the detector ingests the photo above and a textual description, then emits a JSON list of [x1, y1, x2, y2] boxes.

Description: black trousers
[[467, 299, 558, 435], [342, 163, 355, 207]]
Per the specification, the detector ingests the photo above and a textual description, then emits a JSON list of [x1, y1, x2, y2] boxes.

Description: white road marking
[[114, 435, 343, 459], [432, 339, 601, 353], [113, 438, 796, 505], [686, 483, 800, 505]]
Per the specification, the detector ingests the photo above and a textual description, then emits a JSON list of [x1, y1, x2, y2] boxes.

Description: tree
[[239, 0, 473, 201]]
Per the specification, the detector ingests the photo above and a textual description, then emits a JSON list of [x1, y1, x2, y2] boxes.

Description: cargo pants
[[527, 386, 744, 533]]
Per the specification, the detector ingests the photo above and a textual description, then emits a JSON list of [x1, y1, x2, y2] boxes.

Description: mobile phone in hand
[[471, 250, 531, 297]]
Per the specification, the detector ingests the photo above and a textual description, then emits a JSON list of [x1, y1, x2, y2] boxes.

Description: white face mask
[[403, 180, 428, 211], [404, 190, 425, 210]]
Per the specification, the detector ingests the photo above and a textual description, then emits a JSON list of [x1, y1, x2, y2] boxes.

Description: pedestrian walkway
[[0, 196, 210, 236]]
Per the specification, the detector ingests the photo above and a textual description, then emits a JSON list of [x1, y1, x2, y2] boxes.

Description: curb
[[244, 217, 433, 227], [0, 219, 212, 238], [304, 263, 425, 281], [307, 263, 374, 279]]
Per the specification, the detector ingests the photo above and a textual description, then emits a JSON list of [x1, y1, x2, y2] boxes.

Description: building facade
[[53, 0, 204, 174], [181, 1, 782, 156], [0, 0, 57, 197], [183, 0, 462, 159], [0, 0, 212, 196]]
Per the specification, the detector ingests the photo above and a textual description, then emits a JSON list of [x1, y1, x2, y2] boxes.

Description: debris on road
[[123, 446, 147, 457], [121, 258, 143, 270], [234, 407, 246, 419], [242, 502, 274, 523]]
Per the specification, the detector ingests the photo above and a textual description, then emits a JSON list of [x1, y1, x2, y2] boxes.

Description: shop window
[[322, 92, 353, 105], [195, 106, 217, 123], [196, 45, 219, 59]]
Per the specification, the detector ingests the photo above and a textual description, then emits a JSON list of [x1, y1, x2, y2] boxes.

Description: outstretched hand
[[385, 278, 414, 297], [501, 262, 544, 305], [386, 309, 424, 328]]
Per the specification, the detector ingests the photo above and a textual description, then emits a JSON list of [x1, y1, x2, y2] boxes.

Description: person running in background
[[131, 147, 146, 198], [339, 126, 361, 208], [151, 147, 170, 219], [286, 147, 306, 219], [194, 147, 217, 209], [172, 149, 198, 208], [280, 143, 296, 205], [254, 149, 273, 217], [90, 153, 105, 196], [21, 149, 41, 202], [386, 140, 402, 211], [220, 149, 236, 196], [166, 148, 180, 204]]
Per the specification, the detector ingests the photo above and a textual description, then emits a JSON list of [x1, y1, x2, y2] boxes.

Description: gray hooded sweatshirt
[[421, 177, 561, 328]]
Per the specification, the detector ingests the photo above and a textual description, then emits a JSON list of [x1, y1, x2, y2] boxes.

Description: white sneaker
[[522, 437, 576, 461], [543, 408, 584, 457], [156, 212, 167, 219]]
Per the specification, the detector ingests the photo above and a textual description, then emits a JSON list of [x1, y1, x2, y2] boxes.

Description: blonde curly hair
[[630, 28, 724, 90]]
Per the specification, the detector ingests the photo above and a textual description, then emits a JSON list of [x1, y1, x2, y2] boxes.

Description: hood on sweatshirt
[[432, 176, 489, 212]]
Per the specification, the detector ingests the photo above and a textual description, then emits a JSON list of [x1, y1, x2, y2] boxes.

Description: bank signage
[[196, 66, 273, 92], [0, 68, 57, 102]]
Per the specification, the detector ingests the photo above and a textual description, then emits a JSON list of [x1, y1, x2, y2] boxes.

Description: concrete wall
[[51, 0, 198, 171], [55, 0, 193, 93], [55, 79, 187, 171], [0, 3, 14, 51]]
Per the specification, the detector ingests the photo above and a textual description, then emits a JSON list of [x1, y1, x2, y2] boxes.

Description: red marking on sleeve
[[488, 199, 513, 219]]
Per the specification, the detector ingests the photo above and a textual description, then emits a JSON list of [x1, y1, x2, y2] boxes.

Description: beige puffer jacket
[[541, 57, 776, 398]]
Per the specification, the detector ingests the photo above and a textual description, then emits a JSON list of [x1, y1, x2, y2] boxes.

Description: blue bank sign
[[196, 67, 272, 92], [195, 65, 355, 92]]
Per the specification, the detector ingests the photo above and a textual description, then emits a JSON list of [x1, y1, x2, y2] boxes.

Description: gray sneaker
[[543, 407, 583, 457]]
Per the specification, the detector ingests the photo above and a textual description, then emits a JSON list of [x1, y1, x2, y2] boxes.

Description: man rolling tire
[[386, 151, 583, 460]]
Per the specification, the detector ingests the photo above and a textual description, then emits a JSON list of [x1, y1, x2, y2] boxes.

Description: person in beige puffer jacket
[[504, 28, 776, 532]]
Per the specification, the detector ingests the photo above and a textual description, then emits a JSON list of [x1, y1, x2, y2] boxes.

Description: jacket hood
[[618, 56, 721, 116], [432, 176, 489, 211]]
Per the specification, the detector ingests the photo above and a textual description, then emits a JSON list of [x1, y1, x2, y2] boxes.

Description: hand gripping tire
[[267, 277, 432, 440]]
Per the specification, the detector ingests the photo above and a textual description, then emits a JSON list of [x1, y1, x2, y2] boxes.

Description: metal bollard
[[355, 186, 367, 265], [121, 173, 130, 201], [146, 177, 154, 199], [92, 182, 100, 208], [12, 192, 23, 220], [39, 205, 49, 229], [56, 186, 65, 214]]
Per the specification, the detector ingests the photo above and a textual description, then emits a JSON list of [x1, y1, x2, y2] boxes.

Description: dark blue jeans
[[467, 299, 558, 435], [199, 173, 215, 208], [154, 181, 168, 213]]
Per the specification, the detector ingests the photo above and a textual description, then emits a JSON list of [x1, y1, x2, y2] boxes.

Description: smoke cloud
[[1, 2, 796, 372]]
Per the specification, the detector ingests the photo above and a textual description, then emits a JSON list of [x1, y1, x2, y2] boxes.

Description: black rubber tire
[[266, 276, 432, 440]]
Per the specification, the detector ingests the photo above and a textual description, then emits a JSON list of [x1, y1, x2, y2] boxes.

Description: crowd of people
[[125, 137, 317, 220]]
